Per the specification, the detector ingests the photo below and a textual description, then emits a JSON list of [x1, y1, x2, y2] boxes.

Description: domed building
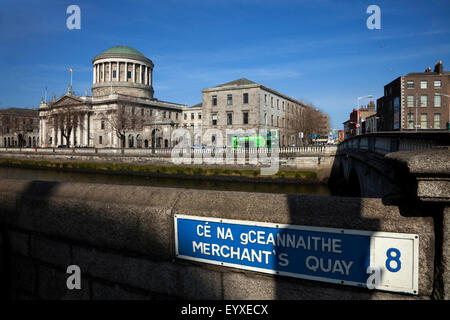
[[38, 46, 188, 149], [92, 46, 154, 99]]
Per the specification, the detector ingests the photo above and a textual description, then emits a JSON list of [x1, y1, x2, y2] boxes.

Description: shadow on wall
[[0, 177, 436, 300]]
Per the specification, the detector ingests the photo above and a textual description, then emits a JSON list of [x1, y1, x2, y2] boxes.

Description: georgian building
[[39, 46, 185, 148], [201, 78, 328, 147], [377, 60, 450, 131], [0, 108, 39, 147]]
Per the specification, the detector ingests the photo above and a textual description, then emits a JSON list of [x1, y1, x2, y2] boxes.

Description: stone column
[[139, 64, 142, 84], [109, 62, 112, 82], [77, 114, 81, 146], [93, 64, 96, 84], [42, 118, 46, 146], [150, 67, 152, 87], [132, 63, 136, 83], [117, 61, 120, 81], [144, 66, 148, 85], [85, 112, 89, 146]]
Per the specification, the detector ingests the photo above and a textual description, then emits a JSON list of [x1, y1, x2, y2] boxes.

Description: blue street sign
[[174, 215, 419, 294]]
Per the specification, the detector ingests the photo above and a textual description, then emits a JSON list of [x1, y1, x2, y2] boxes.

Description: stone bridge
[[329, 132, 450, 200]]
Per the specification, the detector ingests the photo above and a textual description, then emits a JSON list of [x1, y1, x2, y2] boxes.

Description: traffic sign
[[174, 215, 419, 294]]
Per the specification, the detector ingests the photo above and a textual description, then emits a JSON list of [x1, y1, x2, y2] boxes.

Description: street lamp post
[[357, 95, 373, 135]]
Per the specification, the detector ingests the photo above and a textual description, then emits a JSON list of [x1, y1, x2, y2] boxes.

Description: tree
[[49, 107, 83, 147], [296, 101, 330, 144], [107, 105, 137, 149]]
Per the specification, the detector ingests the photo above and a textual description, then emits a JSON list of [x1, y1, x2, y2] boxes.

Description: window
[[271, 97, 273, 107], [407, 113, 414, 129], [407, 81, 414, 89], [434, 94, 442, 107], [264, 94, 267, 105], [277, 99, 279, 109], [282, 101, 285, 111], [127, 71, 131, 79], [99, 136, 103, 144], [420, 95, 428, 107], [407, 95, 414, 107], [271, 115, 274, 126], [227, 94, 232, 105], [198, 113, 201, 119], [191, 113, 194, 120], [101, 120, 105, 130], [227, 113, 233, 125], [212, 114, 217, 126], [163, 111, 166, 119], [434, 80, 442, 88], [243, 112, 248, 124], [420, 81, 427, 89], [184, 113, 187, 120], [212, 95, 217, 106], [113, 70, 117, 78], [243, 93, 248, 104], [420, 114, 428, 128], [176, 113, 178, 120], [141, 109, 144, 116], [434, 114, 441, 129]]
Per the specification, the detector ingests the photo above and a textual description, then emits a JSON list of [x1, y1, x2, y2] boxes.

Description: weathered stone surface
[[0, 179, 439, 299], [178, 265, 223, 299], [9, 230, 29, 256], [72, 246, 178, 296], [91, 281, 149, 300], [30, 235, 71, 267], [11, 256, 37, 295]]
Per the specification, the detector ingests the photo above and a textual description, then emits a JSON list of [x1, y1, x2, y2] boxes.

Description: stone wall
[[0, 179, 441, 300]]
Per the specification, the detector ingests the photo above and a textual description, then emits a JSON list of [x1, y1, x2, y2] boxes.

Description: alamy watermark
[[170, 127, 280, 175], [66, 5, 81, 30], [366, 5, 381, 30]]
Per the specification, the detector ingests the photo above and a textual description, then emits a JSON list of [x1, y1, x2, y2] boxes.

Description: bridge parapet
[[339, 132, 449, 155]]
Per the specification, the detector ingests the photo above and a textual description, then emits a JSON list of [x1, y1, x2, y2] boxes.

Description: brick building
[[377, 61, 450, 131]]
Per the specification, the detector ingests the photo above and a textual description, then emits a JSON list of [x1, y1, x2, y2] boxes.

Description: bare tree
[[296, 102, 330, 144], [49, 107, 83, 147], [107, 105, 136, 149]]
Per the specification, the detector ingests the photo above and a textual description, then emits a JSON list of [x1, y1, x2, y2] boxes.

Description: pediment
[[52, 94, 85, 107]]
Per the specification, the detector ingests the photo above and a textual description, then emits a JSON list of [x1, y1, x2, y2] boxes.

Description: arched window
[[136, 134, 142, 148], [128, 135, 134, 148]]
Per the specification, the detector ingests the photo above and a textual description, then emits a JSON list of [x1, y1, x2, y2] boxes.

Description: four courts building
[[37, 46, 328, 149]]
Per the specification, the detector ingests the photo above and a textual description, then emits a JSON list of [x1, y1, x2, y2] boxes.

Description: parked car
[[57, 145, 68, 148]]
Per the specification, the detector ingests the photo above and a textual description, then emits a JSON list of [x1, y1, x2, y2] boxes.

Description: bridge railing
[[338, 132, 450, 155], [0, 145, 337, 156]]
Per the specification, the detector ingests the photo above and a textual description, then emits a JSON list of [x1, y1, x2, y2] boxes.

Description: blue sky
[[1, 0, 449, 129]]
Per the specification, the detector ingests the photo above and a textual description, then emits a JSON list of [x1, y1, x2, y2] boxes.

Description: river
[[0, 166, 332, 196]]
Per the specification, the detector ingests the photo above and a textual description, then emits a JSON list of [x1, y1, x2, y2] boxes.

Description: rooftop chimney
[[434, 60, 444, 74]]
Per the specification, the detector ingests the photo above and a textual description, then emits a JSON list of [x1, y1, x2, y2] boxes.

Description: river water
[[0, 166, 332, 196]]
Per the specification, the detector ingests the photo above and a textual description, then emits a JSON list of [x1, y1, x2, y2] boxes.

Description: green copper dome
[[101, 46, 145, 57]]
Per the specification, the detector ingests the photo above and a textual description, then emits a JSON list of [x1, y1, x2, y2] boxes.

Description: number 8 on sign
[[385, 248, 401, 272]]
